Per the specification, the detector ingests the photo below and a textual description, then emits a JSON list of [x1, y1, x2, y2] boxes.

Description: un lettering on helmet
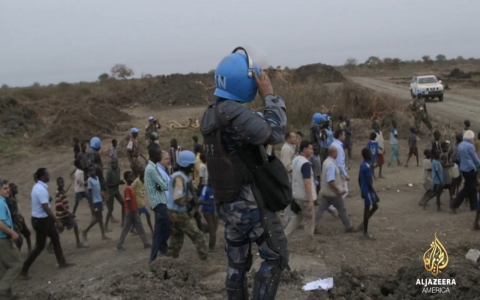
[[215, 75, 227, 90]]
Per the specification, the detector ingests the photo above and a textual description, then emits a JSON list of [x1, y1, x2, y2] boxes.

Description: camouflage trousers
[[167, 210, 208, 260], [415, 114, 433, 132], [218, 188, 288, 300], [130, 158, 143, 178]]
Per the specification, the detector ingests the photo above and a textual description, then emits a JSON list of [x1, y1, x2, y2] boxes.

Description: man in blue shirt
[[332, 128, 350, 199], [0, 178, 22, 299], [422, 150, 444, 211], [357, 149, 380, 240], [451, 130, 480, 214], [199, 183, 217, 252], [366, 132, 379, 178]]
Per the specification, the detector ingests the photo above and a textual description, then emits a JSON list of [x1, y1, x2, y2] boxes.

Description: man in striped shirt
[[55, 177, 88, 249], [145, 144, 171, 263]]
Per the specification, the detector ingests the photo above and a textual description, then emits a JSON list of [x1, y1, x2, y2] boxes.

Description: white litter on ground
[[302, 277, 334, 291]]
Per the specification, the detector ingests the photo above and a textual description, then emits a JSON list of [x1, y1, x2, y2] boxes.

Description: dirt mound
[[33, 95, 131, 147], [292, 64, 345, 84], [0, 96, 38, 136], [138, 73, 215, 107], [447, 68, 471, 79], [306, 261, 480, 299]]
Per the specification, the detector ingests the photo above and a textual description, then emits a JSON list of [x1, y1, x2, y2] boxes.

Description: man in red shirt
[[115, 171, 151, 251]]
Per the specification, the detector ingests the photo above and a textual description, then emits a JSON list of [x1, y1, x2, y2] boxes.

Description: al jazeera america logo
[[416, 233, 456, 294]]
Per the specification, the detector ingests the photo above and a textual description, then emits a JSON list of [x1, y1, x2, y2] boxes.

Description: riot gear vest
[[200, 101, 255, 202]]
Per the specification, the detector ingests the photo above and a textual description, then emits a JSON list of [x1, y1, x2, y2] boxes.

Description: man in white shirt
[[72, 160, 92, 215], [284, 140, 317, 252], [280, 132, 297, 182], [21, 168, 74, 279], [372, 122, 385, 178], [280, 132, 297, 224], [198, 154, 208, 195]]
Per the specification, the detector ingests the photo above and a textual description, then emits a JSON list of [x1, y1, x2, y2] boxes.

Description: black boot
[[474, 210, 480, 230]]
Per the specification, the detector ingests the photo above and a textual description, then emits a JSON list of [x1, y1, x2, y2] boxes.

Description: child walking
[[55, 177, 89, 249], [199, 182, 217, 252], [422, 150, 444, 211], [388, 120, 401, 167], [419, 149, 433, 206], [366, 132, 379, 178], [83, 165, 111, 244], [439, 142, 454, 202], [131, 167, 153, 234], [357, 148, 380, 240], [109, 139, 118, 163], [406, 127, 419, 167], [116, 171, 151, 251]]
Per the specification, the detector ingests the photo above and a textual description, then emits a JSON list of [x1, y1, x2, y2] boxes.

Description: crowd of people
[[1, 48, 479, 300]]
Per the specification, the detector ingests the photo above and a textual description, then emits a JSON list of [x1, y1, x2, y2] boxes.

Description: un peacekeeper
[[87, 137, 107, 194], [320, 115, 334, 165], [309, 112, 323, 151], [200, 47, 288, 300], [410, 90, 433, 133], [166, 150, 208, 260]]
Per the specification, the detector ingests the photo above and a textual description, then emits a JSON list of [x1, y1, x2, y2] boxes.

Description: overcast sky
[[1, 0, 479, 87]]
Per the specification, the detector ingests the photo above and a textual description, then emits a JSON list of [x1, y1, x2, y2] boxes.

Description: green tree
[[98, 73, 109, 81], [32, 82, 40, 87], [111, 64, 134, 80], [422, 55, 433, 65], [344, 58, 357, 70], [456, 56, 465, 61], [365, 56, 382, 69], [436, 54, 447, 62], [391, 58, 402, 69], [1, 84, 8, 90]]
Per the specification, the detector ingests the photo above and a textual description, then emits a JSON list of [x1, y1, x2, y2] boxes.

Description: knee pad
[[226, 237, 253, 272], [251, 264, 282, 300], [225, 278, 249, 300], [257, 211, 289, 270]]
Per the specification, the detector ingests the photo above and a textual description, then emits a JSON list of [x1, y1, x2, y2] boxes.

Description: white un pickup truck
[[410, 75, 444, 102]]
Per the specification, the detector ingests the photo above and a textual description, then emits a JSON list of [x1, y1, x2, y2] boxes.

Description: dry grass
[[249, 74, 410, 137]]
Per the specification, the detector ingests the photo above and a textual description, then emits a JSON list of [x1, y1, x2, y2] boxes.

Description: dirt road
[[349, 77, 480, 129]]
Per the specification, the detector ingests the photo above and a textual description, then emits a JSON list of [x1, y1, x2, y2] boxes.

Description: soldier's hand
[[253, 70, 274, 99]]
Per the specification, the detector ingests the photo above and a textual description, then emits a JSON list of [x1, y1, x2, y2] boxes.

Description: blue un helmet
[[313, 113, 323, 124], [90, 137, 101, 150], [417, 90, 423, 96], [177, 150, 196, 168], [213, 47, 261, 103]]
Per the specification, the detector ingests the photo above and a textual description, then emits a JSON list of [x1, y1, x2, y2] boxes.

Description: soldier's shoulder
[[217, 101, 249, 120]]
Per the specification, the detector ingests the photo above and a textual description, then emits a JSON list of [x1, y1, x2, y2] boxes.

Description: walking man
[[388, 120, 401, 167], [315, 147, 357, 233], [145, 144, 171, 263], [0, 178, 22, 299], [331, 128, 350, 199], [280, 131, 297, 224], [284, 141, 317, 252], [21, 169, 74, 279]]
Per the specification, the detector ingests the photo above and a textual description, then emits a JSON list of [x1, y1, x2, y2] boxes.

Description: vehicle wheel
[[439, 95, 444, 102]]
